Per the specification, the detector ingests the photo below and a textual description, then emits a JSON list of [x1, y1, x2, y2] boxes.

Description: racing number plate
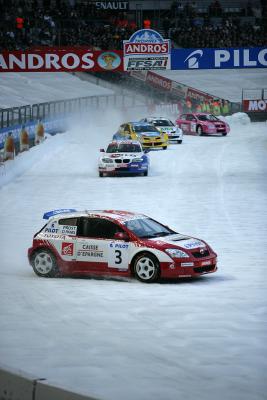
[[108, 242, 129, 270]]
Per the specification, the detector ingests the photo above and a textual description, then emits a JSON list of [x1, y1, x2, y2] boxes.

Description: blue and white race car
[[98, 140, 149, 177]]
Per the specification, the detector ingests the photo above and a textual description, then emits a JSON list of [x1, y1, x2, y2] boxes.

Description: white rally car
[[140, 117, 183, 144], [98, 140, 149, 177]]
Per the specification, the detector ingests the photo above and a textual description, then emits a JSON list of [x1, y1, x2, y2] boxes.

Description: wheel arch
[[129, 250, 160, 276]]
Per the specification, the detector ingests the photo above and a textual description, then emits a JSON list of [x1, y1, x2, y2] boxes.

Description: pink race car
[[176, 113, 230, 136]]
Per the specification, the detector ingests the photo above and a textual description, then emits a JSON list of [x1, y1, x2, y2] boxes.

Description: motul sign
[[0, 49, 123, 72], [124, 43, 169, 55], [243, 99, 267, 112]]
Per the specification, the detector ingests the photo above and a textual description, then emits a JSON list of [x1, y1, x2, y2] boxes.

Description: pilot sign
[[123, 29, 171, 71]]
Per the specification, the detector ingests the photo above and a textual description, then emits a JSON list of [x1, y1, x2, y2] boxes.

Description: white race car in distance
[[140, 116, 183, 144], [98, 140, 149, 177]]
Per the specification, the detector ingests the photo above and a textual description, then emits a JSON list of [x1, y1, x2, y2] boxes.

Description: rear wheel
[[31, 249, 59, 277], [143, 170, 148, 176], [177, 140, 182, 144], [197, 126, 203, 136], [222, 133, 227, 136], [133, 253, 160, 283]]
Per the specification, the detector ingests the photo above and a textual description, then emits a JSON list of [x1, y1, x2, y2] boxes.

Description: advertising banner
[[146, 71, 172, 91], [0, 49, 123, 72], [186, 87, 213, 102], [243, 99, 267, 112], [171, 47, 267, 70], [123, 29, 171, 71], [95, 1, 129, 10]]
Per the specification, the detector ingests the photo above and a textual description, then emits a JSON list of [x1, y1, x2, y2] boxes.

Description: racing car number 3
[[108, 244, 129, 269]]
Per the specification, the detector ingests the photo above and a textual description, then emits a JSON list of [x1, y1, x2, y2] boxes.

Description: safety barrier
[[0, 363, 100, 400], [0, 93, 141, 130]]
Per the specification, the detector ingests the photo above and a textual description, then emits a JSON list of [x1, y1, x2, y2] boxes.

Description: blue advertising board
[[171, 47, 267, 70]]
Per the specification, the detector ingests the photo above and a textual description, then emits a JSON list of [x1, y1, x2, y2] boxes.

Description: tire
[[162, 146, 167, 150], [143, 170, 148, 177], [196, 126, 203, 136], [99, 171, 104, 177], [177, 140, 182, 144], [222, 133, 227, 136], [31, 249, 59, 277], [133, 253, 160, 283]]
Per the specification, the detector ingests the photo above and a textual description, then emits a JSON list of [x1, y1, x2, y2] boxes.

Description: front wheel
[[99, 171, 104, 177], [162, 146, 167, 150], [222, 133, 227, 136], [31, 249, 59, 277], [196, 126, 203, 136], [177, 140, 182, 144], [133, 253, 160, 283]]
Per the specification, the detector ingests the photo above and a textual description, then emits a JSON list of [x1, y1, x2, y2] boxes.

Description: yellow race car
[[113, 122, 168, 150]]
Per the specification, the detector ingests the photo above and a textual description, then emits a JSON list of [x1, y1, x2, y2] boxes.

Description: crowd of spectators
[[0, 0, 266, 51]]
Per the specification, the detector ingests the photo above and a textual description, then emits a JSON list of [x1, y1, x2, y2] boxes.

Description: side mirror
[[114, 232, 130, 241], [100, 148, 105, 152]]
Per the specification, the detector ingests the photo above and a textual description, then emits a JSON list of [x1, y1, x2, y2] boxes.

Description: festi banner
[[123, 29, 171, 71], [0, 49, 123, 72]]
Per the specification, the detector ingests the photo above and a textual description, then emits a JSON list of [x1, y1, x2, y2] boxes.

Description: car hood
[[148, 233, 206, 250], [103, 152, 144, 158], [139, 132, 161, 137], [157, 126, 176, 132]]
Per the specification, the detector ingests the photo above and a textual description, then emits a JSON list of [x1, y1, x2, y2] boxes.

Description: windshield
[[197, 114, 219, 121], [133, 125, 159, 133], [124, 217, 176, 239], [106, 143, 142, 153], [152, 119, 174, 127]]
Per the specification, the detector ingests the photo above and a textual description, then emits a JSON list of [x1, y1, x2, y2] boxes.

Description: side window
[[78, 218, 124, 239], [58, 217, 78, 236], [58, 218, 77, 226]]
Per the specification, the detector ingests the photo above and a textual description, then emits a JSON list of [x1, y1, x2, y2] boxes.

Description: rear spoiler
[[43, 209, 77, 220]]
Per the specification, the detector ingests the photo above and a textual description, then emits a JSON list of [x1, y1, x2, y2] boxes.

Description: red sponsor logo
[[146, 71, 172, 91], [61, 242, 74, 256], [0, 49, 123, 72], [187, 88, 213, 102], [124, 43, 169, 55], [243, 99, 267, 112]]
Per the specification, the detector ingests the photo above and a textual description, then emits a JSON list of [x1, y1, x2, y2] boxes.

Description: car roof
[[146, 116, 170, 120], [129, 121, 154, 126], [44, 209, 147, 222]]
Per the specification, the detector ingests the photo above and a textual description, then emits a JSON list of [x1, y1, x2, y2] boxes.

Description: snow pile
[[223, 112, 251, 125]]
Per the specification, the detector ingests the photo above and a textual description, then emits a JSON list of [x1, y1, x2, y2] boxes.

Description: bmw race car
[[176, 113, 230, 136], [140, 117, 183, 144], [113, 122, 168, 150], [28, 209, 218, 283], [98, 140, 149, 177]]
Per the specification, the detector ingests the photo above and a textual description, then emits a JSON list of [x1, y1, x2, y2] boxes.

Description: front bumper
[[160, 256, 217, 278], [99, 164, 148, 175]]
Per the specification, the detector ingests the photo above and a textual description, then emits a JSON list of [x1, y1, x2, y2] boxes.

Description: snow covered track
[[0, 114, 266, 400]]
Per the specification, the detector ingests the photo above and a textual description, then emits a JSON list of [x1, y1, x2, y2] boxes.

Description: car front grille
[[192, 249, 210, 258], [194, 265, 215, 273], [115, 159, 130, 163]]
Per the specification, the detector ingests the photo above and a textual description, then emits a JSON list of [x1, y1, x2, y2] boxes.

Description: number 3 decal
[[115, 250, 122, 264]]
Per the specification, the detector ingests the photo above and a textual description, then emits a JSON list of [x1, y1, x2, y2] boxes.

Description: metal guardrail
[[0, 93, 147, 130]]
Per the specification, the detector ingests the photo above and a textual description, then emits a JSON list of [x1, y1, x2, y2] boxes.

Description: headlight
[[134, 158, 143, 162], [165, 248, 189, 258], [207, 124, 215, 129], [102, 158, 113, 163]]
